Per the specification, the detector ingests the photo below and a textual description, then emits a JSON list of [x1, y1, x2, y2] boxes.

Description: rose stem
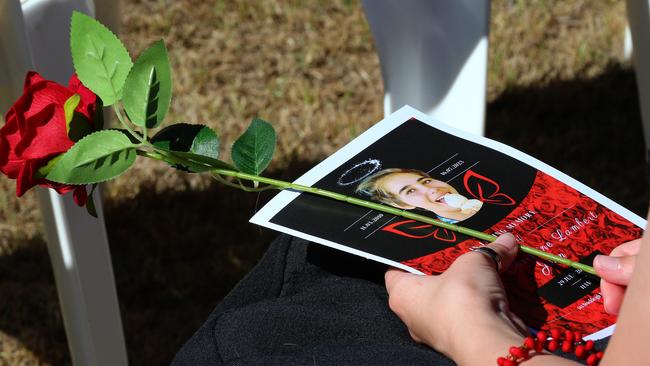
[[135, 151, 597, 276], [210, 168, 598, 277]]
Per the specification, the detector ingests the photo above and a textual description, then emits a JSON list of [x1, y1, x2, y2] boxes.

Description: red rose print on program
[[0, 72, 98, 206]]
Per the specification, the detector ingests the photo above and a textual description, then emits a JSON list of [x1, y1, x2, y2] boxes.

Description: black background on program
[[271, 120, 538, 262], [537, 251, 602, 308]]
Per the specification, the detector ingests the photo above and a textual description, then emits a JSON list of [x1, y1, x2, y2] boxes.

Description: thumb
[[485, 233, 519, 273], [594, 254, 636, 286], [471, 233, 519, 273], [385, 268, 413, 294]]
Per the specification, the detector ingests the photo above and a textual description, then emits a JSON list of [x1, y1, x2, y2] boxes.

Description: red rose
[[0, 72, 98, 206]]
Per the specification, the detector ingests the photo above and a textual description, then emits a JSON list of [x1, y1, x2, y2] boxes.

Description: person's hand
[[594, 239, 641, 315], [384, 234, 527, 365]]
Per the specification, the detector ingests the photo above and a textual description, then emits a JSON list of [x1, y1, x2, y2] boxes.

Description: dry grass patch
[[111, 0, 383, 203], [488, 0, 627, 99]]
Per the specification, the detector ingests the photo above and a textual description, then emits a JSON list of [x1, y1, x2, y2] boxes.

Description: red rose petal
[[15, 159, 40, 197], [22, 81, 72, 122], [0, 108, 24, 177], [42, 180, 75, 195], [67, 74, 82, 90], [24, 71, 45, 89], [72, 186, 88, 206], [17, 104, 73, 160], [69, 74, 97, 122]]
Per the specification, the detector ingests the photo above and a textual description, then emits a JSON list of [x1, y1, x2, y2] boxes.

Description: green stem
[[211, 168, 598, 277], [236, 178, 277, 192], [137, 149, 598, 277], [211, 173, 246, 190], [136, 150, 162, 159], [143, 147, 213, 173], [210, 174, 274, 192], [112, 104, 144, 144]]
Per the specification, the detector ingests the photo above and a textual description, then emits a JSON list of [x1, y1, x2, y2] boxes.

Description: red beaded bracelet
[[496, 328, 604, 365]]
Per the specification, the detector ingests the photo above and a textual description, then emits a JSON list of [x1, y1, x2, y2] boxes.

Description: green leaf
[[152, 123, 219, 158], [122, 40, 172, 128], [152, 123, 231, 172], [171, 151, 236, 172], [46, 130, 137, 184], [70, 11, 133, 106], [85, 184, 98, 218], [110, 128, 143, 144], [64, 94, 80, 132], [231, 118, 276, 175]]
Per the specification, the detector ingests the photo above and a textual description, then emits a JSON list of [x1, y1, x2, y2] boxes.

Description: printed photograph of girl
[[356, 168, 483, 223]]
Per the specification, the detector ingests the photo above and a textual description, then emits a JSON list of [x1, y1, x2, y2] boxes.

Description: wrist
[[449, 314, 527, 366], [449, 321, 591, 366]]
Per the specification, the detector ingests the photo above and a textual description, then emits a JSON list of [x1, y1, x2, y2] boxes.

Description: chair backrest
[[362, 0, 490, 136], [0, 1, 128, 365]]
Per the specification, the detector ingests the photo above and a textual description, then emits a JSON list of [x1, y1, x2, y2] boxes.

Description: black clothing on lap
[[171, 235, 453, 365], [172, 234, 607, 365]]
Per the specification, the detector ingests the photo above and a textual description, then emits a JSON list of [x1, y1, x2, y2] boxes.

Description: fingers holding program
[[593, 238, 641, 315], [468, 233, 519, 273], [594, 253, 637, 285], [385, 233, 519, 318], [384, 233, 526, 363], [599, 280, 626, 316], [384, 269, 433, 344]]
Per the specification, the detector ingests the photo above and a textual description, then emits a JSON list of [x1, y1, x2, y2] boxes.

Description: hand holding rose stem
[[0, 11, 597, 278]]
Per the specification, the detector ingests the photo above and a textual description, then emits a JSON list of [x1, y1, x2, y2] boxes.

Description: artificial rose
[[0, 72, 98, 206]]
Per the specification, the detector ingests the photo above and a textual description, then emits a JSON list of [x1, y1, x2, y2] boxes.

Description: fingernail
[[595, 255, 619, 271]]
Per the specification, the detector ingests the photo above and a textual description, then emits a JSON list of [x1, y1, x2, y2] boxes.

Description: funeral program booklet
[[251, 105, 645, 339]]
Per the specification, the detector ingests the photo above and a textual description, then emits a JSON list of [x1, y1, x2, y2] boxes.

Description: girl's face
[[378, 172, 461, 215]]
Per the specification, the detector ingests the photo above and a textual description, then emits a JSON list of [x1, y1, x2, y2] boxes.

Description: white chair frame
[[0, 1, 127, 365]]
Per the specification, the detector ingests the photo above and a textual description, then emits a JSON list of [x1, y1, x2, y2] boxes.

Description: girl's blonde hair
[[355, 168, 428, 207]]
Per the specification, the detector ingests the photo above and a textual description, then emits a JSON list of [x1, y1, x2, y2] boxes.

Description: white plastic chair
[[362, 0, 650, 152], [0, 1, 127, 365], [362, 0, 490, 136], [627, 0, 650, 168]]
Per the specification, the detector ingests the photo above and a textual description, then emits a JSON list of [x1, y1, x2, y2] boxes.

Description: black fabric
[[172, 235, 608, 365], [171, 235, 453, 365]]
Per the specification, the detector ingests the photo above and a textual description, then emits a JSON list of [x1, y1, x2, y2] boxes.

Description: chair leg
[[626, 0, 650, 178], [361, 0, 490, 136], [37, 188, 128, 366], [1, 0, 129, 364]]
